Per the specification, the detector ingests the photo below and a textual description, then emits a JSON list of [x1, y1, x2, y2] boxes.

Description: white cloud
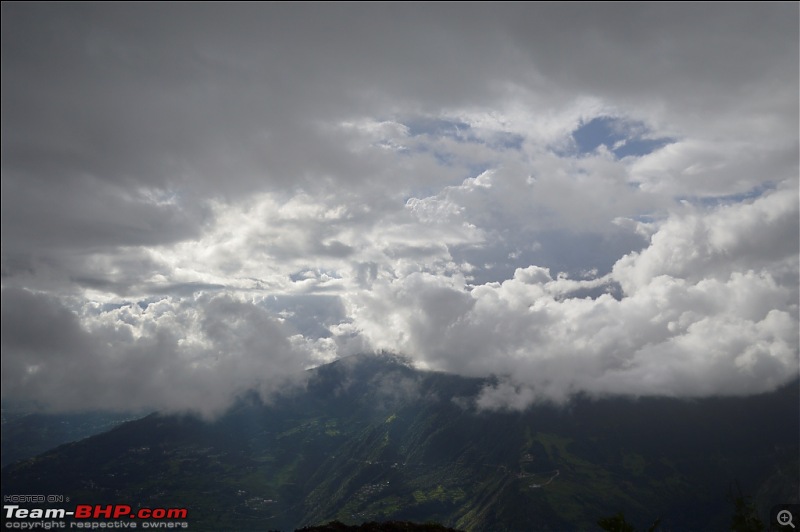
[[613, 185, 799, 294], [345, 185, 799, 409], [1, 289, 315, 418]]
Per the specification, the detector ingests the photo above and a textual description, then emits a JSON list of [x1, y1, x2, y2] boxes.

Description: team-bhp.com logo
[[5, 504, 189, 528]]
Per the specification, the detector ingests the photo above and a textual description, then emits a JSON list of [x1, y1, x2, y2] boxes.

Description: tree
[[597, 512, 660, 532], [729, 491, 765, 532]]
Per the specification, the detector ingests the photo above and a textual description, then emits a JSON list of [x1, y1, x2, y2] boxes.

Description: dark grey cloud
[[2, 3, 797, 414]]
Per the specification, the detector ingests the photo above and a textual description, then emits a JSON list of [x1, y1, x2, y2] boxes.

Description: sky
[[2, 3, 798, 416]]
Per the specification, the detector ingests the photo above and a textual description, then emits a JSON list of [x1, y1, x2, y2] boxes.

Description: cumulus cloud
[[1, 289, 314, 418], [346, 186, 799, 408], [613, 185, 799, 293], [1, 3, 797, 414]]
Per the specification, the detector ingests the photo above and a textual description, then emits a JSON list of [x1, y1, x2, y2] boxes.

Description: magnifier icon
[[778, 510, 795, 528]]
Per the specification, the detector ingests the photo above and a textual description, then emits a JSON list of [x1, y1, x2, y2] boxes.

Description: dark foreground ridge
[[2, 354, 798, 530], [296, 520, 461, 531]]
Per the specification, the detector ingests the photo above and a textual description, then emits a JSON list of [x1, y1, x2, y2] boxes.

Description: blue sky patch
[[572, 116, 673, 158], [403, 117, 523, 152], [676, 182, 775, 207], [405, 118, 471, 139]]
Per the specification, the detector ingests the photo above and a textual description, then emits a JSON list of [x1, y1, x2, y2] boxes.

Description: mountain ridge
[[2, 353, 798, 531]]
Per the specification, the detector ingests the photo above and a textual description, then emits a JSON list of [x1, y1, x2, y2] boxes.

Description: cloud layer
[[2, 3, 797, 414]]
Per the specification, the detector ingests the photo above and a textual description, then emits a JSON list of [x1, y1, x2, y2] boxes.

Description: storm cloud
[[2, 3, 797, 414]]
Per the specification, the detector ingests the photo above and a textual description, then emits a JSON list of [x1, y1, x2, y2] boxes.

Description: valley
[[2, 354, 798, 531]]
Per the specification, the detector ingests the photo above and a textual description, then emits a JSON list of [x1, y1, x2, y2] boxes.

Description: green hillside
[[2, 354, 797, 530]]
